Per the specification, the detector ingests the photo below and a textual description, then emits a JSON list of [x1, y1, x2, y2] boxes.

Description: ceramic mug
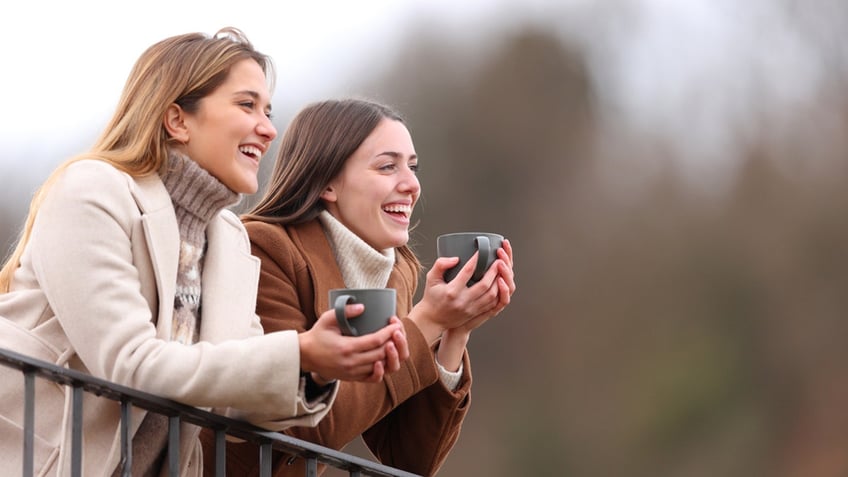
[[329, 288, 397, 336], [437, 232, 504, 285]]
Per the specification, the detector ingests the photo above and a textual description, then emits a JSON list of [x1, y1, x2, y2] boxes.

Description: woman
[[0, 30, 407, 477], [202, 98, 516, 476]]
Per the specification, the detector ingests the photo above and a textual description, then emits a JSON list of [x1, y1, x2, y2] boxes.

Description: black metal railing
[[0, 347, 419, 477]]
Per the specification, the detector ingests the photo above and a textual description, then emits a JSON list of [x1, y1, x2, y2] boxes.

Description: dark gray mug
[[329, 288, 397, 336], [437, 232, 504, 285]]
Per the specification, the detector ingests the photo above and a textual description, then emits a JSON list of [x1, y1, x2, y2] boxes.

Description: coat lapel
[[292, 221, 346, 315], [293, 220, 413, 316], [198, 214, 260, 342], [134, 174, 179, 339]]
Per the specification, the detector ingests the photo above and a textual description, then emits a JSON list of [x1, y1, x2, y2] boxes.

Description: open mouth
[[382, 204, 412, 219], [239, 145, 262, 161]]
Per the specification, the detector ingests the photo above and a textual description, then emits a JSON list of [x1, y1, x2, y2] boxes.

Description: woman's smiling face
[[321, 118, 420, 250], [179, 58, 277, 194]]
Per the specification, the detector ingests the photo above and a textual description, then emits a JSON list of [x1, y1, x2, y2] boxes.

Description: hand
[[436, 239, 516, 369], [298, 305, 405, 383], [373, 316, 410, 378], [409, 239, 516, 344]]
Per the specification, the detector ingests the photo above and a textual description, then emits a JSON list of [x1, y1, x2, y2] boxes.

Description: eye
[[239, 100, 255, 110], [379, 163, 397, 172], [409, 163, 419, 173]]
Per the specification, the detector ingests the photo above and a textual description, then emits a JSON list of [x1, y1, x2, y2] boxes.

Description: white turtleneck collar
[[318, 210, 395, 288]]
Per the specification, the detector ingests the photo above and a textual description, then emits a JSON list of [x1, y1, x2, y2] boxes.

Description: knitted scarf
[[114, 151, 238, 477]]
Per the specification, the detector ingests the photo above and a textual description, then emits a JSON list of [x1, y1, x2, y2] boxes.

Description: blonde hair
[[0, 27, 274, 292]]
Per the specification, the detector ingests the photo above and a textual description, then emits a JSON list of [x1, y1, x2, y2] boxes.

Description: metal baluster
[[215, 429, 226, 477], [305, 457, 318, 477], [71, 385, 83, 477], [120, 399, 132, 476], [259, 442, 272, 477], [168, 415, 180, 476], [23, 371, 35, 477]]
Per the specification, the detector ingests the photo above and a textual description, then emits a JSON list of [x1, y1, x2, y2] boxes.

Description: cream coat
[[0, 160, 336, 477]]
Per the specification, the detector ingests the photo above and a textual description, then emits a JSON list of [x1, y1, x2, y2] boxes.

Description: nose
[[398, 166, 420, 195], [257, 114, 277, 142]]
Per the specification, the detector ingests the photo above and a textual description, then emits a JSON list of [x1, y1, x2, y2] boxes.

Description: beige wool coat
[[0, 160, 336, 477]]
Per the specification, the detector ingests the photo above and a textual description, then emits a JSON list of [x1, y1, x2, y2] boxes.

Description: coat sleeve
[[214, 221, 471, 477], [29, 161, 332, 426]]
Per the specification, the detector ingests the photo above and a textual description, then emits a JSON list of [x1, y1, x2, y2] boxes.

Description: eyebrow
[[235, 90, 273, 112], [377, 151, 417, 160]]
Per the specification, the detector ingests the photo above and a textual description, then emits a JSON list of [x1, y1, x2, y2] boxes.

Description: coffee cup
[[329, 288, 397, 336], [437, 232, 504, 285]]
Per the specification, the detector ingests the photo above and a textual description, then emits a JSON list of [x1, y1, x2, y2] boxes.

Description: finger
[[497, 260, 516, 296], [393, 328, 410, 361], [347, 323, 402, 352], [364, 360, 385, 383], [470, 276, 502, 314], [467, 258, 500, 293], [450, 251, 480, 285], [496, 276, 511, 308], [501, 239, 514, 266], [384, 341, 400, 373], [316, 304, 364, 330]]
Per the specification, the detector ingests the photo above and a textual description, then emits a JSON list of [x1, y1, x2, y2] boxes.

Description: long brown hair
[[0, 27, 274, 292], [243, 98, 420, 269]]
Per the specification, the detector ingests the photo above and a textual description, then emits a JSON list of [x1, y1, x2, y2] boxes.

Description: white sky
[[0, 0, 836, 184], [0, 0, 560, 171]]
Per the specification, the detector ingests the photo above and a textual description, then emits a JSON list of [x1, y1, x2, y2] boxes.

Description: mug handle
[[333, 295, 359, 336], [471, 236, 491, 282]]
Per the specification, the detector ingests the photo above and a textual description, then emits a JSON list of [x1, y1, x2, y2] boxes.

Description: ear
[[320, 183, 338, 203], [163, 103, 189, 143]]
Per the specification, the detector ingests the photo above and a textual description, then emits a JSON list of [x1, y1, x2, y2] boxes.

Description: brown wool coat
[[199, 218, 472, 476]]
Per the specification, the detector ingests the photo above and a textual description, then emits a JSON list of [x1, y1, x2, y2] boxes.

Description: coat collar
[[130, 172, 259, 342], [290, 219, 415, 317]]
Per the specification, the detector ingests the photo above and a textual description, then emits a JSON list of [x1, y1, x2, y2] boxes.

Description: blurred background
[[3, 0, 848, 475]]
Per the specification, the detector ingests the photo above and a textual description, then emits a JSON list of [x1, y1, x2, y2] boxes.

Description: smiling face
[[321, 118, 420, 250], [171, 58, 277, 194]]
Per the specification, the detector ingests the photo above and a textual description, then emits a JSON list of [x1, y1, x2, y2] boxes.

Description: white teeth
[[239, 145, 261, 158], [383, 204, 411, 214]]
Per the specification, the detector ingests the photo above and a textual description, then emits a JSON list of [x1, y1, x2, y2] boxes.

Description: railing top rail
[[0, 346, 419, 477]]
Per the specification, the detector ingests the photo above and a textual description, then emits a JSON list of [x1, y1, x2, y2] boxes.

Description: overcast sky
[[0, 0, 838, 182], [0, 0, 561, 171]]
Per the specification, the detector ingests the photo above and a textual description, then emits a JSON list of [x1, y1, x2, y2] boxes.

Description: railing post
[[168, 415, 180, 476], [259, 441, 273, 477], [71, 385, 83, 477], [305, 456, 318, 477], [120, 399, 132, 476], [23, 371, 35, 477], [215, 429, 226, 477]]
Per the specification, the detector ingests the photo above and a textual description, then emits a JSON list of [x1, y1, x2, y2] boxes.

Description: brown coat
[[200, 218, 472, 476]]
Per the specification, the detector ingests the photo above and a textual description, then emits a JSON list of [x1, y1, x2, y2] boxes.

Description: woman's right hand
[[298, 305, 407, 383], [409, 249, 511, 344]]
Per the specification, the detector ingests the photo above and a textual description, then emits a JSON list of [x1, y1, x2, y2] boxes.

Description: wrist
[[310, 371, 335, 387], [407, 305, 444, 345], [435, 330, 468, 372]]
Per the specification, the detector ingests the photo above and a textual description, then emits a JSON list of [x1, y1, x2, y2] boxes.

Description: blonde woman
[[0, 30, 407, 477]]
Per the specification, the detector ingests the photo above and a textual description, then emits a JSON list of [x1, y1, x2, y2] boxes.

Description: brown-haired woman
[[202, 98, 516, 476]]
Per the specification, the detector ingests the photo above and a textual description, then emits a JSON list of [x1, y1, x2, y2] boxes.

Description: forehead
[[215, 58, 272, 103], [359, 119, 415, 153]]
